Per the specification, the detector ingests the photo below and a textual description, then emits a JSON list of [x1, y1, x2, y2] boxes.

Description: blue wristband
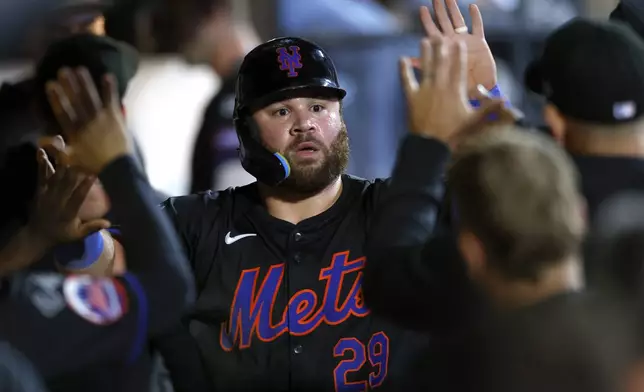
[[54, 231, 105, 270], [469, 85, 506, 108]]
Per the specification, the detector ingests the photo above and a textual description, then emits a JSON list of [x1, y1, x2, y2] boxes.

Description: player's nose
[[290, 112, 317, 135]]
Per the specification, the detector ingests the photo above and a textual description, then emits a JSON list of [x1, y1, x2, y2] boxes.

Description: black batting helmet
[[233, 37, 346, 186]]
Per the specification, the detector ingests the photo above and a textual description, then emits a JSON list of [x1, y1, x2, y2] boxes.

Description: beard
[[274, 124, 350, 195]]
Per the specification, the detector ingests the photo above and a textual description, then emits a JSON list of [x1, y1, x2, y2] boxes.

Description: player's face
[[253, 97, 350, 193]]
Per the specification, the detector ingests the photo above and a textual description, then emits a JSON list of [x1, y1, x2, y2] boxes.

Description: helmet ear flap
[[234, 112, 290, 187]]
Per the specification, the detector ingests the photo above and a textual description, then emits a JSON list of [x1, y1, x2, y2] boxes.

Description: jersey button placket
[[293, 344, 303, 355], [292, 231, 303, 264]]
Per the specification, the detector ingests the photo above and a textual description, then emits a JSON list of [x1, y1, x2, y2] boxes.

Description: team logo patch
[[63, 275, 128, 325], [276, 46, 303, 77]]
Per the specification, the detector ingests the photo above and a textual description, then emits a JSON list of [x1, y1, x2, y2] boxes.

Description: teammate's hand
[[401, 38, 513, 148], [27, 146, 111, 247], [413, 0, 496, 97], [45, 67, 134, 174]]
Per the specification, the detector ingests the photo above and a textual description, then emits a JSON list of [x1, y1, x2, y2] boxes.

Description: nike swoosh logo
[[225, 232, 257, 245]]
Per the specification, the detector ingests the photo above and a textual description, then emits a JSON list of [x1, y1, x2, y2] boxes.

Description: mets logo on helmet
[[276, 46, 303, 77]]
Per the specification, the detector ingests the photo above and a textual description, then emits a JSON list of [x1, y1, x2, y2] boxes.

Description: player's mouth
[[294, 142, 321, 157]]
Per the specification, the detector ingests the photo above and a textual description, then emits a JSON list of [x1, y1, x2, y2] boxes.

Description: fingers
[[63, 175, 95, 220], [76, 67, 103, 117], [433, 0, 455, 35], [446, 0, 467, 31], [41, 139, 69, 169], [432, 37, 448, 87], [58, 68, 89, 127], [421, 39, 434, 84], [470, 4, 485, 38], [102, 74, 119, 109], [46, 81, 77, 138], [449, 41, 468, 97], [78, 220, 112, 237], [400, 57, 418, 102], [419, 5, 441, 37], [36, 149, 54, 188]]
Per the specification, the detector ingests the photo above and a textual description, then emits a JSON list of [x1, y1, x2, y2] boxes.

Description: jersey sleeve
[[364, 135, 478, 333], [3, 271, 148, 379]]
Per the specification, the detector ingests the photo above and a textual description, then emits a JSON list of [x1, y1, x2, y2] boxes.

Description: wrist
[[469, 84, 503, 107], [91, 151, 131, 174]]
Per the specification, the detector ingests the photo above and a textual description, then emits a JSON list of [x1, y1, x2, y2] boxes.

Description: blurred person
[[525, 19, 644, 223], [153, 0, 507, 390], [586, 192, 644, 300], [176, 0, 260, 192], [610, 0, 644, 39], [363, 34, 641, 391], [0, 0, 111, 152], [279, 0, 401, 36], [0, 67, 194, 392], [525, 19, 644, 284]]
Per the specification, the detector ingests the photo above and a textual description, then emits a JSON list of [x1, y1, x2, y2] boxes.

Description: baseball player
[[158, 2, 501, 389], [0, 68, 194, 392]]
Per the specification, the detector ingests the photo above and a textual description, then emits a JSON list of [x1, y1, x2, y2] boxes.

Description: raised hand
[[401, 38, 514, 149], [45, 67, 134, 174], [27, 145, 111, 246], [415, 0, 497, 96]]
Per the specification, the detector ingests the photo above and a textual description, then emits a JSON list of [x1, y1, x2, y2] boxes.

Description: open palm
[[417, 0, 497, 95]]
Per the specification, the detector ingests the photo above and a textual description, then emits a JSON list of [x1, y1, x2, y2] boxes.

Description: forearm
[[99, 156, 194, 334], [0, 226, 50, 276], [364, 135, 463, 331]]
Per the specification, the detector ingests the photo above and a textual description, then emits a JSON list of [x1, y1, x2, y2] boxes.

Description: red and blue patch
[[63, 275, 129, 325]]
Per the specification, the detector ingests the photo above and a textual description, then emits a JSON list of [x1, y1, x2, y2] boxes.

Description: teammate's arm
[[364, 38, 510, 332], [363, 135, 475, 332], [6, 154, 194, 378]]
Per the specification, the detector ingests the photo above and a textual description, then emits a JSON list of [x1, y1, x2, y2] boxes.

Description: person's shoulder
[[343, 174, 390, 207], [161, 183, 259, 218], [343, 174, 389, 192]]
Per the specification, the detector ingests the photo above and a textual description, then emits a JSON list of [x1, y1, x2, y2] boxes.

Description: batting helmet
[[233, 37, 346, 186]]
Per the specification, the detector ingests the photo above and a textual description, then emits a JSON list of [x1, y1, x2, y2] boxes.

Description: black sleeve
[[98, 155, 195, 336], [4, 271, 150, 378], [363, 135, 478, 333], [154, 192, 226, 392]]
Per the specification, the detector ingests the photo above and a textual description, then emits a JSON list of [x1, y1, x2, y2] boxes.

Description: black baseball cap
[[525, 18, 644, 124], [34, 33, 138, 125]]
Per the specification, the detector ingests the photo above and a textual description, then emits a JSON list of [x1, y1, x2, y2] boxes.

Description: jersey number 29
[[333, 331, 389, 392]]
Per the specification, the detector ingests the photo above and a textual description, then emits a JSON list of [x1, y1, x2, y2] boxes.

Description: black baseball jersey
[[162, 168, 431, 391]]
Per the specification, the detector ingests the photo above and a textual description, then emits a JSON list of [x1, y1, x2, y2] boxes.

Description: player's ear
[[458, 229, 487, 282]]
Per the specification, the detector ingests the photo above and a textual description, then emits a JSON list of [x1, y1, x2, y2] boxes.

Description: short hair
[[449, 127, 585, 281]]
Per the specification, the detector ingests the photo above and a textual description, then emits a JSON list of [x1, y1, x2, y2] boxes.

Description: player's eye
[[273, 108, 289, 117], [311, 104, 324, 112]]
